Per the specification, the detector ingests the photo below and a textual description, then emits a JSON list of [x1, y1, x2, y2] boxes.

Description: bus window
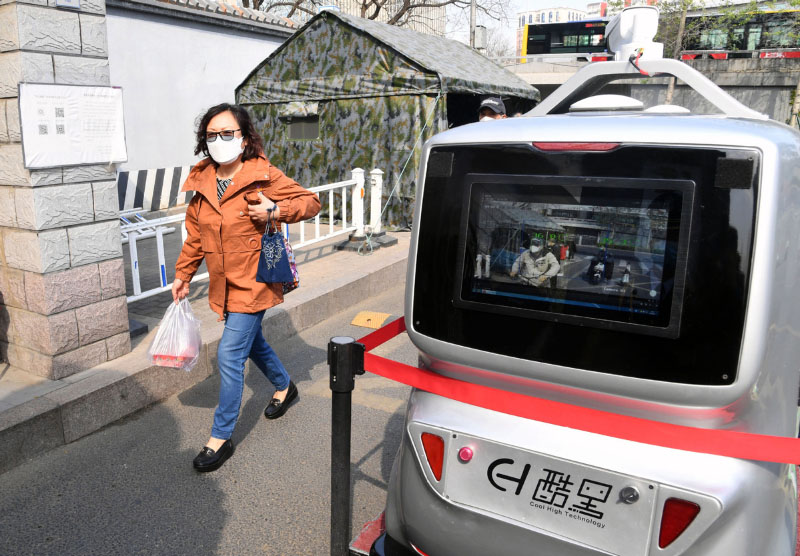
[[764, 19, 795, 47], [700, 29, 727, 49], [523, 19, 609, 56], [528, 35, 548, 53], [746, 24, 762, 50], [731, 27, 745, 50]]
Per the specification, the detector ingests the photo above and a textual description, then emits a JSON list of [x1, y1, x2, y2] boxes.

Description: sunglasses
[[205, 129, 241, 142]]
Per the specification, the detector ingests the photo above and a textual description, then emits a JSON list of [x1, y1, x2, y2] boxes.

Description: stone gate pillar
[[0, 0, 130, 380]]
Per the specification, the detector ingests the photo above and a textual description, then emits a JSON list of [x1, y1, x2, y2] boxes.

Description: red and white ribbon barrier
[[359, 317, 800, 465]]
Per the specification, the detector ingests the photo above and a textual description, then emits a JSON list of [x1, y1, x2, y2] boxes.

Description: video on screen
[[461, 180, 688, 328]]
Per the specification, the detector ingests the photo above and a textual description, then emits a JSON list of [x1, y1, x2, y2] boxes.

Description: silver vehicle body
[[380, 79, 800, 555]]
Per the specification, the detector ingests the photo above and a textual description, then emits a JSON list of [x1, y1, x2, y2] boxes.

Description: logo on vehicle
[[487, 458, 613, 529]]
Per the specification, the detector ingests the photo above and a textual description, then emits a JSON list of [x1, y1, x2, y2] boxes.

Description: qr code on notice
[[55, 107, 65, 118], [38, 125, 48, 135], [56, 124, 65, 135]]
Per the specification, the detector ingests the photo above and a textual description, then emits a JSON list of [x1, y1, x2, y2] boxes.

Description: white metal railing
[[291, 167, 384, 248], [122, 212, 209, 303], [123, 168, 384, 303], [120, 208, 177, 245]]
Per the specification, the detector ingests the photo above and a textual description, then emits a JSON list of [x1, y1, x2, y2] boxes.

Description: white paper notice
[[19, 83, 127, 169]]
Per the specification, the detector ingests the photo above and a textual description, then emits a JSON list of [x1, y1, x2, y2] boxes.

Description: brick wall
[[0, 0, 130, 380]]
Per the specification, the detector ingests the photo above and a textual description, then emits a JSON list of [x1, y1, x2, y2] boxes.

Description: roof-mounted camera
[[605, 6, 664, 61]]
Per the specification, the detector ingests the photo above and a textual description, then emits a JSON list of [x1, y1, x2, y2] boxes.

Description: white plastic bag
[[148, 298, 202, 372]]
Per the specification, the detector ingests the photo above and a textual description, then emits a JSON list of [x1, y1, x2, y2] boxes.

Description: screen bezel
[[453, 174, 695, 339]]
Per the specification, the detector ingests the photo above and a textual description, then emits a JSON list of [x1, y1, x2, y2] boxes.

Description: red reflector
[[532, 142, 620, 152], [421, 432, 444, 481], [659, 498, 700, 548]]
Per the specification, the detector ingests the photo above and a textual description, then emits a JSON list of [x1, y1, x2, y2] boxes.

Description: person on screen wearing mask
[[510, 238, 560, 287], [172, 103, 320, 473], [478, 97, 508, 121]]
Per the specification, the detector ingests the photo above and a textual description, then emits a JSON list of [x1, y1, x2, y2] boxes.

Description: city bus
[[522, 19, 612, 61], [681, 9, 800, 59], [519, 9, 800, 62]]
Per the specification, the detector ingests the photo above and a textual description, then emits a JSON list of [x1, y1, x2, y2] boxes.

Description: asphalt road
[[0, 284, 413, 556]]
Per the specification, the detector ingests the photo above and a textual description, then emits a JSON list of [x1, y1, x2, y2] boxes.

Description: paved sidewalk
[[0, 231, 410, 474]]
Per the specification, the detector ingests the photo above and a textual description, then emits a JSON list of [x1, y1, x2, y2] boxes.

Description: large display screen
[[456, 175, 694, 337]]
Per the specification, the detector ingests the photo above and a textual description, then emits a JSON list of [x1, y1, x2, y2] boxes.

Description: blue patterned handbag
[[255, 209, 296, 287]]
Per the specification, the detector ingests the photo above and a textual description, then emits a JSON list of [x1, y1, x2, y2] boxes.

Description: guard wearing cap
[[478, 97, 507, 121]]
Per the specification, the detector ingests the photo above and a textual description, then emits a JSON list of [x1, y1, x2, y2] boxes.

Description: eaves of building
[[105, 0, 296, 38]]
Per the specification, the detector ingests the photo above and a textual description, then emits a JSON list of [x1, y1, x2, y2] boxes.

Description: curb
[[0, 241, 408, 475]]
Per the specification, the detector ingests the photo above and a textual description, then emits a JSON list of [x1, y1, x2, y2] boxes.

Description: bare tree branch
[[257, 0, 509, 37]]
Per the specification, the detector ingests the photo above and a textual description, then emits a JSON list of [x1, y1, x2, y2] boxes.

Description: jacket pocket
[[227, 234, 264, 253]]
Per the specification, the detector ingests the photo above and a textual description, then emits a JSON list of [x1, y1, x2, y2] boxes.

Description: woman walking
[[172, 103, 320, 472]]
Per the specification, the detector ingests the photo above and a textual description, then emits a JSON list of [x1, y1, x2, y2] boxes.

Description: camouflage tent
[[237, 10, 540, 228]]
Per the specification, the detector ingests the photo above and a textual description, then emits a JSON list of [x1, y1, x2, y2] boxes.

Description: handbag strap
[[266, 207, 278, 235]]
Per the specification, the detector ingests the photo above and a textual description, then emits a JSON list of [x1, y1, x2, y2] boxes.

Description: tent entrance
[[446, 93, 539, 126], [446, 93, 484, 127]]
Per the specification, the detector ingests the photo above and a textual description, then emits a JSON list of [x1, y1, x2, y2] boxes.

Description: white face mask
[[207, 136, 244, 165], [480, 116, 495, 122]]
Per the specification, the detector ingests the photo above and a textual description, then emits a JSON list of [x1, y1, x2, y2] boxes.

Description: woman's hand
[[172, 278, 190, 304], [247, 192, 280, 225]]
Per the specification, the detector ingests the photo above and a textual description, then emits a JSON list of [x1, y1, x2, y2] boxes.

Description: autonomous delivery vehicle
[[372, 6, 800, 556]]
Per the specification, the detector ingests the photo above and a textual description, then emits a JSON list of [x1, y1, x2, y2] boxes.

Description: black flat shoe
[[193, 439, 234, 472], [264, 381, 298, 420]]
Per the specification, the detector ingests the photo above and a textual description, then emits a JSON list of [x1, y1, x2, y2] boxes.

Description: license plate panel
[[443, 434, 657, 556]]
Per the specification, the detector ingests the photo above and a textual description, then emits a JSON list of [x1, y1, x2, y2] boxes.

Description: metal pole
[[156, 227, 167, 288], [351, 168, 365, 238], [328, 336, 365, 556], [369, 168, 384, 234], [129, 232, 142, 297]]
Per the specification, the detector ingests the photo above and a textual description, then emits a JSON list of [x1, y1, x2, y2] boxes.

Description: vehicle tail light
[[658, 498, 700, 548], [532, 142, 620, 152], [421, 432, 444, 481]]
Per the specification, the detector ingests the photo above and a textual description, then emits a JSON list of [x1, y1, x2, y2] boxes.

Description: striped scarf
[[216, 177, 232, 201]]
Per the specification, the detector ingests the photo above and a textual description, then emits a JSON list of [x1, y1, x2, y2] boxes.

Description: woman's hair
[[194, 103, 265, 163]]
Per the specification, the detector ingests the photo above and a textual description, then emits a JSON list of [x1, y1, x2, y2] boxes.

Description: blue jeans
[[211, 311, 290, 440]]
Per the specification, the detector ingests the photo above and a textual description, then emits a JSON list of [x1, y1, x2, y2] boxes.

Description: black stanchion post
[[328, 336, 365, 556]]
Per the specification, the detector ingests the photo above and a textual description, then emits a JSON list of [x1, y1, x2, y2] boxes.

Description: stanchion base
[[335, 236, 374, 252], [335, 232, 397, 252], [372, 234, 398, 248]]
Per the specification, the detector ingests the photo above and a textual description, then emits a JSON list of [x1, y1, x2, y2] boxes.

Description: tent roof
[[329, 12, 538, 99], [239, 10, 539, 101]]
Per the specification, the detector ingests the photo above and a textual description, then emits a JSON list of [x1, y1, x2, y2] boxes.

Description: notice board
[[19, 83, 127, 169]]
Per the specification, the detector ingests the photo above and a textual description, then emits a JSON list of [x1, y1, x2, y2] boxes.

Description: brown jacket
[[175, 156, 321, 318]]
